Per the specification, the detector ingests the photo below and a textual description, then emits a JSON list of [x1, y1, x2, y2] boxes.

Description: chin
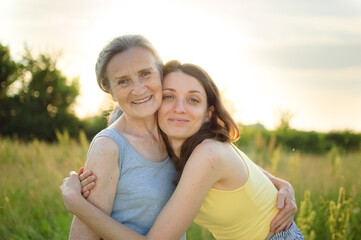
[[134, 108, 158, 118]]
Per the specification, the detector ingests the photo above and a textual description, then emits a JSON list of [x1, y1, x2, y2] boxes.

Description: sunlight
[[73, 0, 270, 125]]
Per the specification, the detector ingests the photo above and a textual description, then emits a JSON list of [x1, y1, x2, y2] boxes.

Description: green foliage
[[275, 109, 294, 134], [80, 113, 108, 140], [296, 190, 316, 240], [0, 43, 20, 98], [2, 136, 361, 239], [288, 152, 300, 182], [328, 146, 343, 179], [271, 145, 282, 173], [325, 131, 361, 152], [186, 223, 215, 240], [0, 137, 85, 240], [328, 187, 352, 240], [236, 124, 361, 155], [0, 43, 81, 141]]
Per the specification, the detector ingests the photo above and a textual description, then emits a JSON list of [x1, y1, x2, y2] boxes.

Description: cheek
[[152, 76, 162, 89], [194, 108, 209, 124]]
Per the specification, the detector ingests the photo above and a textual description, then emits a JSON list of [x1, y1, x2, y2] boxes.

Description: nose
[[132, 78, 147, 95], [174, 98, 187, 113]]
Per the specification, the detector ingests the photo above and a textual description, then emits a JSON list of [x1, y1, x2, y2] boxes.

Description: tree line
[[0, 43, 106, 141], [1, 43, 360, 153]]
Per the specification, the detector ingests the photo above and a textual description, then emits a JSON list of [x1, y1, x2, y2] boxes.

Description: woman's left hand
[[270, 181, 297, 233], [60, 171, 83, 214]]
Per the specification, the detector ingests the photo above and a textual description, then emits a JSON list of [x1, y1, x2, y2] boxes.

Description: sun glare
[[73, 1, 274, 129]]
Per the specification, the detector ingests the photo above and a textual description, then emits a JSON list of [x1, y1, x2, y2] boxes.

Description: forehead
[[163, 71, 205, 93], [106, 47, 157, 77]]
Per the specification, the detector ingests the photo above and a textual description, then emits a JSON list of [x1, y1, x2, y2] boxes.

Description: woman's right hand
[[78, 167, 97, 198]]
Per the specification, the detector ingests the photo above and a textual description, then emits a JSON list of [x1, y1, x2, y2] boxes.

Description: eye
[[163, 94, 174, 100], [141, 71, 151, 78], [118, 79, 128, 86], [189, 97, 200, 103]]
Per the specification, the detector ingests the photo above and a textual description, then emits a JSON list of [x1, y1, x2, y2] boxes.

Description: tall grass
[[0, 134, 86, 240], [1, 134, 360, 239]]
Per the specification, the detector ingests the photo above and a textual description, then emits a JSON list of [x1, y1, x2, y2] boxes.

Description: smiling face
[[158, 71, 213, 143], [106, 47, 162, 119]]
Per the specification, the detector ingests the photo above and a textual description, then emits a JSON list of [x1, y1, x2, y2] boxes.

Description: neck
[[113, 113, 160, 138], [168, 138, 185, 159]]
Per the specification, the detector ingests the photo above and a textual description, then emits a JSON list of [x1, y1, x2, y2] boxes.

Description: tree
[[276, 109, 294, 132], [0, 44, 19, 98], [0, 43, 81, 140]]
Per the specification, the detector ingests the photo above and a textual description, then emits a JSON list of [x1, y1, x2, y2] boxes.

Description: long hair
[[95, 35, 163, 125], [161, 60, 240, 184]]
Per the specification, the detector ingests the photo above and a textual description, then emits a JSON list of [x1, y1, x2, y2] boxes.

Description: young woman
[[61, 60, 303, 239]]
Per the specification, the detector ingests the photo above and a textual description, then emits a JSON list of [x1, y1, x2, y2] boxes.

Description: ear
[[206, 106, 214, 122]]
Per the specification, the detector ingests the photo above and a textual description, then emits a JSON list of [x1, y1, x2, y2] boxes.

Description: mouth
[[168, 118, 189, 124], [132, 95, 152, 104]]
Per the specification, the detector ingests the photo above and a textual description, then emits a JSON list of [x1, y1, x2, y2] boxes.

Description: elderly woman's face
[[106, 47, 162, 119]]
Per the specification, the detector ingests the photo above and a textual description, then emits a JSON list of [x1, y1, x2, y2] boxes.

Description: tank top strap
[[88, 128, 127, 171]]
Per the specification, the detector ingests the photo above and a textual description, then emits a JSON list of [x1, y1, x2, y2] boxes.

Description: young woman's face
[[158, 71, 212, 142], [106, 47, 162, 119]]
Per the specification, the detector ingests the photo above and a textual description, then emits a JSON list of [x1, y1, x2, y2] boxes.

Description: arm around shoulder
[[66, 140, 224, 240], [146, 140, 224, 240]]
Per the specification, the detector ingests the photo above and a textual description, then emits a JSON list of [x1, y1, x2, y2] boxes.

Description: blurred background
[[1, 0, 361, 239]]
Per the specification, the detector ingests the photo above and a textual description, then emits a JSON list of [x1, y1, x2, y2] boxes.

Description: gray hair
[[95, 35, 163, 125], [95, 35, 163, 93]]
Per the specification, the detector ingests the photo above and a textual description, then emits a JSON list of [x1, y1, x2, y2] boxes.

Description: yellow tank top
[[194, 144, 279, 240]]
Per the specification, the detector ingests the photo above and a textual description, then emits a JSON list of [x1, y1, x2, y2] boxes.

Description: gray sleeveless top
[[89, 128, 185, 239]]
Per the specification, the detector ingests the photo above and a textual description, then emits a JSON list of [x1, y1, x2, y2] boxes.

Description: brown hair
[[161, 60, 240, 184]]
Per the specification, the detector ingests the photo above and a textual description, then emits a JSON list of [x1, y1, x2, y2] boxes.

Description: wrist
[[64, 190, 84, 214], [274, 177, 289, 190]]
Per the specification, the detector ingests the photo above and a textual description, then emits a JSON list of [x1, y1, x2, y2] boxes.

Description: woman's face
[[106, 47, 162, 119], [158, 71, 213, 142]]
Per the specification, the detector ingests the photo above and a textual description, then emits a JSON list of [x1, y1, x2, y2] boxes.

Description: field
[[1, 132, 360, 240]]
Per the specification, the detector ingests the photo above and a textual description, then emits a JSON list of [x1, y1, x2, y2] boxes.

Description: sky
[[1, 0, 361, 132]]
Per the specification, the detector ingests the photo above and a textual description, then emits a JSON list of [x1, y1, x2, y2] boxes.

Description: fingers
[[270, 200, 297, 232], [80, 174, 96, 188], [271, 215, 290, 233], [79, 170, 96, 195], [274, 219, 293, 233], [82, 190, 90, 198], [78, 167, 84, 175], [277, 190, 286, 209], [81, 181, 95, 193], [79, 170, 93, 181]]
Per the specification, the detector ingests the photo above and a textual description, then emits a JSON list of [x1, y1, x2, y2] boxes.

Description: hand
[[60, 171, 83, 213], [270, 181, 297, 233], [79, 167, 97, 198]]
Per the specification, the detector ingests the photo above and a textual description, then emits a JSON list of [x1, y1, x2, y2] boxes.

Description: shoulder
[[92, 136, 118, 151], [179, 139, 227, 190], [86, 136, 119, 167], [192, 139, 228, 159], [186, 139, 229, 170]]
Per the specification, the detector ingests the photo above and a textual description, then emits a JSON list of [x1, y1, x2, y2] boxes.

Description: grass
[[1, 135, 360, 239]]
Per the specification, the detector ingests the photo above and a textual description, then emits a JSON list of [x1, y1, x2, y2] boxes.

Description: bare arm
[[68, 137, 119, 240], [61, 142, 222, 240], [76, 144, 297, 235], [259, 167, 297, 233]]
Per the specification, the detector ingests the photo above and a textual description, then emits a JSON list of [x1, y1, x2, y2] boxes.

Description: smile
[[132, 95, 152, 104], [169, 118, 189, 124]]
